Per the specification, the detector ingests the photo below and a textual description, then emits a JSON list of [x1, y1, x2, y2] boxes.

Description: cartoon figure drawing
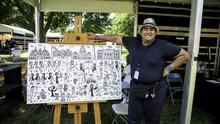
[[48, 86, 57, 97], [48, 72, 55, 84], [89, 84, 97, 97]]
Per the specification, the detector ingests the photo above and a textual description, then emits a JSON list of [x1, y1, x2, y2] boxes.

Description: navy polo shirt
[[122, 36, 181, 84]]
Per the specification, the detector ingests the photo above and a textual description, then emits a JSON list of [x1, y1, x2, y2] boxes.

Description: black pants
[[127, 77, 167, 124]]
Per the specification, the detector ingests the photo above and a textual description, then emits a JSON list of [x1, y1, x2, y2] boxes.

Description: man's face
[[140, 26, 156, 42]]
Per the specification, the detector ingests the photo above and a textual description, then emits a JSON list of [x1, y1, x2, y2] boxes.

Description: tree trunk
[[40, 12, 45, 43]]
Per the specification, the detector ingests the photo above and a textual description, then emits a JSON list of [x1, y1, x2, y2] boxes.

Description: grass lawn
[[0, 99, 213, 124]]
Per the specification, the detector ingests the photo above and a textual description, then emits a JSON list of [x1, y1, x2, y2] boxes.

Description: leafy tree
[[82, 12, 111, 34], [1, 0, 112, 43], [105, 13, 135, 36], [0, 0, 74, 42]]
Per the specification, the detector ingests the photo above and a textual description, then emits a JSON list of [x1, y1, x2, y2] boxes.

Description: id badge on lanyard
[[134, 64, 140, 79], [134, 46, 148, 80]]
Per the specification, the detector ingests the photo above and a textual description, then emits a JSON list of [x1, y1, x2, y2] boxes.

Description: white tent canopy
[[0, 23, 34, 36], [23, 0, 135, 13], [23, 0, 220, 13], [46, 32, 62, 38]]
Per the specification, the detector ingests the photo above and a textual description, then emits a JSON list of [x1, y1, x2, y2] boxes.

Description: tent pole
[[180, 0, 204, 124], [35, 0, 40, 43]]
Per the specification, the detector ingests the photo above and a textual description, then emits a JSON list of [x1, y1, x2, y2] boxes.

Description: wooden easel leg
[[78, 113, 82, 124], [93, 103, 101, 124], [74, 113, 78, 124], [53, 104, 61, 124], [74, 113, 82, 124]]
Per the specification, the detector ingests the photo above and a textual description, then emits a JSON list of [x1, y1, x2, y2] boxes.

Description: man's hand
[[162, 67, 170, 77], [87, 32, 96, 38]]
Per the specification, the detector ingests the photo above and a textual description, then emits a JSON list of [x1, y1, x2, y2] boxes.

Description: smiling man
[[88, 18, 189, 124]]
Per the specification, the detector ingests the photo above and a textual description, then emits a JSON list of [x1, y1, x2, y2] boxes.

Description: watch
[[167, 65, 172, 71]]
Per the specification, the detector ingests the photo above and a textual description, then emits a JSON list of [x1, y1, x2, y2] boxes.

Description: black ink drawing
[[29, 61, 34, 69], [37, 89, 46, 99], [57, 84, 63, 91], [71, 86, 75, 96], [95, 86, 102, 96], [103, 82, 108, 95], [48, 72, 55, 84], [60, 93, 66, 102], [55, 72, 61, 84], [97, 48, 120, 60], [115, 61, 119, 70], [64, 84, 68, 92], [55, 93, 59, 100], [47, 60, 52, 68], [73, 79, 78, 84], [39, 61, 44, 68], [73, 45, 92, 60], [52, 46, 72, 59], [64, 73, 70, 83], [86, 74, 96, 84], [29, 73, 35, 85], [67, 93, 71, 100], [69, 60, 78, 71], [30, 86, 35, 102], [48, 86, 57, 97], [27, 44, 122, 104], [89, 84, 97, 97], [35, 73, 41, 84], [41, 73, 47, 84], [80, 63, 85, 72], [29, 46, 51, 60], [92, 63, 97, 72], [34, 61, 39, 69]]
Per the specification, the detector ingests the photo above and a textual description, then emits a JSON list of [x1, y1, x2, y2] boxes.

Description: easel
[[48, 16, 106, 124]]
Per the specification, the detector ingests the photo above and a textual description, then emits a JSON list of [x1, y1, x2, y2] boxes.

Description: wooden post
[[50, 16, 106, 124]]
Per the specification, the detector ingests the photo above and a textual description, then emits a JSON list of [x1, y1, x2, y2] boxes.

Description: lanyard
[[136, 46, 147, 71]]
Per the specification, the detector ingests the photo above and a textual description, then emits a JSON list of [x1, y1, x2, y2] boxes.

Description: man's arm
[[163, 48, 190, 76], [88, 33, 124, 45]]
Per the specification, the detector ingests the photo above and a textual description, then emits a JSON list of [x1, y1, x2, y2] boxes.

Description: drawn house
[[97, 49, 120, 60], [72, 45, 92, 59], [72, 51, 79, 59]]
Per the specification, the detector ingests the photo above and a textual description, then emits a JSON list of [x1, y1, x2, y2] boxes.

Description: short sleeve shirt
[[122, 36, 181, 84]]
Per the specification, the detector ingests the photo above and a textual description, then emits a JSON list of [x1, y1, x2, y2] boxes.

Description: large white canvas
[[26, 43, 122, 104]]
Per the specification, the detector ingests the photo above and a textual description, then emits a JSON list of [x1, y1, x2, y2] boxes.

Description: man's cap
[[138, 18, 159, 34]]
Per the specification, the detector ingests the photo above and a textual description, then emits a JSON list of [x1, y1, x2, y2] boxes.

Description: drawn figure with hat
[[88, 18, 190, 124]]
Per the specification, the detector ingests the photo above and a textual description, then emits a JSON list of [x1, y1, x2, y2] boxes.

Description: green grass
[[0, 99, 213, 124]]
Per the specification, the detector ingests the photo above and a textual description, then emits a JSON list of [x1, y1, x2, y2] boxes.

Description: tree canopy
[[0, 0, 111, 42], [105, 13, 135, 36]]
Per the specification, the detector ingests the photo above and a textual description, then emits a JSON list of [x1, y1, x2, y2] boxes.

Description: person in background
[[121, 54, 131, 103], [122, 54, 131, 89]]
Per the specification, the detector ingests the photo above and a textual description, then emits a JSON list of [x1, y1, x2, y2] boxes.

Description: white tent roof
[[0, 24, 34, 35], [23, 0, 135, 13], [46, 32, 63, 38], [23, 0, 220, 13]]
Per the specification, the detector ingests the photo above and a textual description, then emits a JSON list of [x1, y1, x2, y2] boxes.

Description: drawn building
[[29, 46, 51, 59], [97, 49, 120, 60], [72, 45, 92, 60]]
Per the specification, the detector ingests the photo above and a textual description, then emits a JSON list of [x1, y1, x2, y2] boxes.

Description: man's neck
[[142, 39, 154, 46]]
